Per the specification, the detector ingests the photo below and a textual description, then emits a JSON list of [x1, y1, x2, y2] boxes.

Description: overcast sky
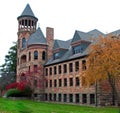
[[0, 0, 120, 65]]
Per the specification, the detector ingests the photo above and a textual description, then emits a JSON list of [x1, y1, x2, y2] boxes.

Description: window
[[54, 66, 57, 75], [73, 45, 83, 54], [54, 79, 57, 87], [69, 94, 73, 102], [75, 61, 79, 72], [46, 80, 48, 88], [29, 52, 31, 61], [75, 94, 80, 103], [22, 38, 26, 48], [53, 94, 56, 101], [82, 94, 87, 104], [50, 67, 52, 75], [34, 51, 38, 60], [63, 64, 67, 73], [50, 80, 52, 87], [90, 94, 95, 104], [58, 65, 62, 74], [69, 63, 73, 72], [58, 93, 62, 102], [63, 94, 67, 102], [69, 78, 73, 86], [82, 60, 86, 70], [54, 52, 60, 59], [64, 78, 67, 86], [59, 79, 62, 87], [49, 93, 52, 101], [42, 51, 46, 60], [76, 77, 80, 86], [46, 68, 48, 76]]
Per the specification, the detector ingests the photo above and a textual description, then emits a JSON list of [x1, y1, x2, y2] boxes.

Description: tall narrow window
[[64, 78, 67, 86], [29, 52, 31, 61], [82, 60, 86, 70], [45, 68, 48, 76], [69, 63, 73, 72], [75, 61, 79, 72], [63, 64, 67, 73], [34, 51, 38, 60], [22, 38, 26, 48], [50, 67, 52, 75], [69, 78, 73, 86], [54, 66, 57, 75], [58, 65, 62, 74], [76, 77, 80, 86], [42, 51, 46, 60]]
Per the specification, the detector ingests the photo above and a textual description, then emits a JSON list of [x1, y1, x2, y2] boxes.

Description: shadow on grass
[[19, 109, 33, 113]]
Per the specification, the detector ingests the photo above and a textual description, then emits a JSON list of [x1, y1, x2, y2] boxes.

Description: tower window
[[34, 51, 38, 60], [29, 52, 31, 61], [42, 51, 46, 60], [22, 38, 26, 48]]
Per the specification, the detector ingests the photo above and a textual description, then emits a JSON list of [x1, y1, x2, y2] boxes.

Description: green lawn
[[0, 98, 118, 113]]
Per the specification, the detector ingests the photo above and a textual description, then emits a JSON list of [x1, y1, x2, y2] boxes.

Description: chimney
[[46, 27, 54, 60]]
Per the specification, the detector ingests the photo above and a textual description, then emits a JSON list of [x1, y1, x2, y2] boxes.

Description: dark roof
[[17, 4, 38, 20], [27, 27, 47, 46], [108, 29, 120, 36], [53, 39, 71, 50], [45, 28, 120, 66], [87, 29, 105, 38]]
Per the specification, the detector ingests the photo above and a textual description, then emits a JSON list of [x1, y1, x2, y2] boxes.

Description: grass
[[0, 98, 119, 113]]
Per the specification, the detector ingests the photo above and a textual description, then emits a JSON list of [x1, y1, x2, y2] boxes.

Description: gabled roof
[[88, 29, 105, 38], [108, 29, 120, 36], [53, 39, 71, 50], [27, 27, 47, 46], [17, 4, 38, 20], [71, 30, 90, 43]]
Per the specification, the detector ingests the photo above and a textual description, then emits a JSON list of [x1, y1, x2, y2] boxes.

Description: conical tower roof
[[17, 4, 38, 20], [27, 27, 47, 46]]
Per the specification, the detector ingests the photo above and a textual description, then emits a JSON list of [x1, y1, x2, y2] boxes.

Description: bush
[[6, 88, 22, 97]]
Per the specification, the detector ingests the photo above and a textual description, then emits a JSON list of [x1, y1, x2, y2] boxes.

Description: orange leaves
[[83, 35, 120, 86]]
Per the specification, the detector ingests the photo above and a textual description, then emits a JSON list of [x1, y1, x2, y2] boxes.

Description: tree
[[82, 35, 120, 106], [0, 42, 17, 95]]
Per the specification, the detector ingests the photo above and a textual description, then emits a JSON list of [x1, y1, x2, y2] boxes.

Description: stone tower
[[16, 4, 48, 99]]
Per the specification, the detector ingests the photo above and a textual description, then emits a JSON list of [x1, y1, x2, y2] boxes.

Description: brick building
[[17, 4, 120, 105]]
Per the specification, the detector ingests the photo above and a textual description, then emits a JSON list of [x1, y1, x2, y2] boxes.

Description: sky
[[0, 0, 120, 65]]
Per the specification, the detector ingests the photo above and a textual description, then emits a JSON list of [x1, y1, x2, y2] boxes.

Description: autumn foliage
[[83, 35, 120, 86]]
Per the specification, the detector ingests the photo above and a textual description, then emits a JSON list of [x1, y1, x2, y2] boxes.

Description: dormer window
[[54, 52, 60, 59], [73, 45, 83, 54]]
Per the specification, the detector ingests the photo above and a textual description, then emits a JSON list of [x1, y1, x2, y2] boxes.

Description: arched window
[[34, 51, 38, 60], [42, 51, 46, 60], [22, 38, 26, 48]]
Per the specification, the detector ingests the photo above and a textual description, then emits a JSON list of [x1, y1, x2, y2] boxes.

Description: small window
[[76, 77, 80, 86], [63, 64, 67, 73], [73, 45, 83, 54], [29, 52, 31, 61], [69, 63, 73, 72], [50, 67, 52, 75], [45, 68, 48, 76], [22, 38, 26, 48], [82, 60, 86, 70], [54, 79, 57, 87], [54, 52, 60, 59], [75, 61, 79, 72], [64, 78, 67, 86], [34, 51, 38, 60], [54, 66, 57, 75], [59, 79, 62, 87], [69, 78, 73, 86], [58, 65, 62, 74], [50, 80, 52, 87], [42, 51, 46, 60]]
